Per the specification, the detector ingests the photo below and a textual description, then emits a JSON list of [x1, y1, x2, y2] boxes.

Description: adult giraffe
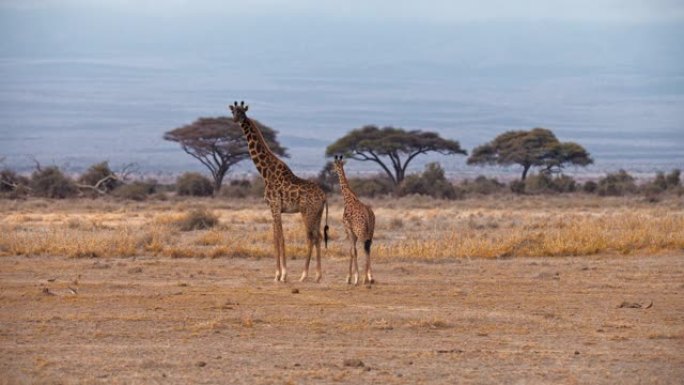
[[229, 101, 328, 282]]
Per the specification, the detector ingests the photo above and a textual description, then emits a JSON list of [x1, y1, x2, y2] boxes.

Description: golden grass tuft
[[0, 196, 682, 260]]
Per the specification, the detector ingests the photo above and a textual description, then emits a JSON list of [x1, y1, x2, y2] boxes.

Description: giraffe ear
[[229, 104, 234, 112], [244, 105, 249, 112]]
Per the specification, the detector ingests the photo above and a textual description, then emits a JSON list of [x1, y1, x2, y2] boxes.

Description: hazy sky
[[1, 0, 682, 175], [1, 0, 683, 23]]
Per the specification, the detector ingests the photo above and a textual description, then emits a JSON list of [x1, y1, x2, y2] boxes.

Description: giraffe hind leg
[[363, 239, 374, 284], [299, 235, 313, 282]]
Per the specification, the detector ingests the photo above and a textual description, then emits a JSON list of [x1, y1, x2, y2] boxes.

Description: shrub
[[524, 173, 576, 194], [221, 178, 265, 198], [349, 176, 394, 198], [509, 180, 526, 194], [458, 175, 505, 195], [30, 166, 78, 199], [583, 180, 598, 193], [597, 170, 637, 196], [176, 172, 214, 197], [666, 169, 681, 188], [78, 161, 121, 194], [113, 180, 157, 201], [175, 208, 219, 231], [398, 163, 461, 200], [1, 169, 30, 198], [316, 161, 337, 193]]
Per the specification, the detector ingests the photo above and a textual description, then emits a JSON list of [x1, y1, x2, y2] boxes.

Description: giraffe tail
[[364, 239, 372, 254], [323, 200, 329, 249]]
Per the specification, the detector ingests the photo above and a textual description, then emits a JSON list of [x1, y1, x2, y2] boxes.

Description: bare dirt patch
[[1, 254, 682, 384]]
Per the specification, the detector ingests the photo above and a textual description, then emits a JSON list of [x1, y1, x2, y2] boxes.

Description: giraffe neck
[[336, 166, 358, 203], [239, 117, 284, 180]]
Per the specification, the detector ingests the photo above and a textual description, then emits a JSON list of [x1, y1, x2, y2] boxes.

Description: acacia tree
[[164, 117, 287, 192], [467, 128, 593, 181], [326, 125, 467, 188]]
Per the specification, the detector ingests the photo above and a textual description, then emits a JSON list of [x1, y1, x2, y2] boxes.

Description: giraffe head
[[332, 155, 346, 175], [229, 100, 249, 123]]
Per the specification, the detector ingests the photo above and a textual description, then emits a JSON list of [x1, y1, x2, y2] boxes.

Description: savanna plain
[[1, 195, 683, 384]]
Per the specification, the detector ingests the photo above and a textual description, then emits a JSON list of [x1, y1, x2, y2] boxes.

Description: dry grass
[[0, 195, 682, 260]]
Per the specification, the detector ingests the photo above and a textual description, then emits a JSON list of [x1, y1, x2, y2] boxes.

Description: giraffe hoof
[[299, 273, 307, 282], [346, 276, 351, 284], [315, 274, 321, 283]]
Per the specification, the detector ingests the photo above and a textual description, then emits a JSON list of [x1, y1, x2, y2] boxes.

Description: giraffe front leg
[[271, 206, 286, 283], [279, 230, 287, 282]]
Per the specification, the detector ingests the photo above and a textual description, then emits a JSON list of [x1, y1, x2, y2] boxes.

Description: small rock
[[291, 288, 300, 294], [618, 301, 642, 308], [574, 351, 580, 355], [343, 358, 365, 368], [47, 277, 57, 282], [127, 267, 143, 274], [196, 361, 207, 367], [363, 366, 371, 372], [42, 287, 55, 296], [293, 363, 300, 367], [436, 348, 464, 354], [92, 261, 111, 269]]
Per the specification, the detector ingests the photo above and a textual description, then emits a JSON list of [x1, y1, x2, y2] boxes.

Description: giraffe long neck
[[239, 117, 281, 180], [336, 166, 358, 203]]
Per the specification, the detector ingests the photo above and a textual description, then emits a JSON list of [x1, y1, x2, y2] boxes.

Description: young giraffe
[[332, 155, 376, 285], [229, 101, 328, 283]]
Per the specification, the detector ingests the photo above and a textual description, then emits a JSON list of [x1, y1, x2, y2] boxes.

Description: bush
[[666, 169, 681, 188], [583, 180, 598, 193], [524, 173, 576, 194], [175, 208, 219, 231], [316, 161, 337, 193], [30, 166, 78, 199], [458, 175, 505, 195], [78, 161, 121, 194], [220, 178, 265, 198], [1, 169, 30, 198], [509, 180, 526, 194], [349, 176, 394, 198], [113, 180, 157, 201], [176, 172, 214, 197], [398, 163, 461, 200], [597, 170, 637, 196]]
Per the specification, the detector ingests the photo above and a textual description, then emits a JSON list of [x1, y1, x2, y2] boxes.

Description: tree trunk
[[213, 174, 224, 195], [521, 164, 531, 181]]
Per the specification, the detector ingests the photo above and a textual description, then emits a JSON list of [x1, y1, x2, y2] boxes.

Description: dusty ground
[[0, 253, 682, 384]]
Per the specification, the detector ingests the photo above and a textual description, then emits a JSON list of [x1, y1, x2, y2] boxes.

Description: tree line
[[162, 116, 593, 193], [1, 116, 680, 200]]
